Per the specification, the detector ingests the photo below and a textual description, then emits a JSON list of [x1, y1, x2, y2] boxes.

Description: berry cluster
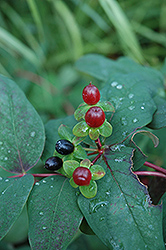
[[44, 82, 113, 198], [73, 82, 114, 140]]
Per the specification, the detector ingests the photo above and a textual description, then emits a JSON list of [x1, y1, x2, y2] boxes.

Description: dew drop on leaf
[[0, 142, 3, 145], [30, 131, 36, 137], [5, 179, 9, 182], [121, 117, 127, 126], [132, 118, 138, 123], [42, 226, 47, 230], [42, 180, 46, 183], [111, 81, 118, 87], [128, 93, 134, 99], [50, 185, 53, 188], [141, 106, 145, 110], [35, 182, 40, 186], [4, 157, 8, 161], [39, 212, 44, 215], [0, 177, 2, 180], [116, 84, 123, 89], [128, 105, 135, 111]]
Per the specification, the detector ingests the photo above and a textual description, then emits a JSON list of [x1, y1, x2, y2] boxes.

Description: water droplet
[[35, 182, 40, 186], [141, 106, 145, 110], [0, 142, 3, 145], [4, 157, 8, 161], [133, 118, 138, 123], [50, 185, 53, 188], [128, 93, 134, 99], [116, 84, 122, 89], [111, 81, 118, 87], [1, 147, 4, 150], [89, 186, 94, 192], [39, 212, 44, 215], [51, 177, 54, 181], [5, 179, 9, 182], [128, 105, 135, 111], [42, 226, 47, 230], [122, 131, 128, 137], [121, 117, 127, 126], [30, 131, 36, 137], [0, 177, 2, 180], [2, 191, 5, 195], [8, 150, 11, 153], [100, 217, 105, 221], [42, 180, 46, 183], [89, 201, 108, 214], [106, 190, 111, 195], [27, 143, 30, 147]]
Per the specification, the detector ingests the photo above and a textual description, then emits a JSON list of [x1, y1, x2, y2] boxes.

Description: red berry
[[85, 106, 105, 128], [73, 167, 92, 186], [82, 83, 100, 105]]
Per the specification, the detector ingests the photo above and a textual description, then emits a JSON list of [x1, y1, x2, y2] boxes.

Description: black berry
[[45, 156, 63, 171], [55, 139, 74, 155]]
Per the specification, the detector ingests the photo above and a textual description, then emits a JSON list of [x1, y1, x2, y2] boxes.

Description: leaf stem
[[143, 161, 166, 175], [95, 138, 102, 149], [91, 152, 103, 165], [134, 171, 166, 178]]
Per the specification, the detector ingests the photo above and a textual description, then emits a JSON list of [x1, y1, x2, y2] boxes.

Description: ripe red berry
[[85, 106, 105, 128], [82, 83, 100, 105], [44, 156, 63, 171], [73, 167, 92, 186]]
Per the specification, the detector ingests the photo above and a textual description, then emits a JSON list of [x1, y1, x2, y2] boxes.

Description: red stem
[[91, 152, 102, 165], [144, 161, 166, 175], [87, 152, 98, 156], [134, 171, 166, 178]]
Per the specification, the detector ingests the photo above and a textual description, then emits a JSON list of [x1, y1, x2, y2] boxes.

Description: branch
[[144, 161, 166, 175], [134, 171, 166, 178]]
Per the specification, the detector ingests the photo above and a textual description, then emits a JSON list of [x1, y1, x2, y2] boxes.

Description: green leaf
[[0, 174, 34, 240], [0, 75, 45, 173], [102, 72, 162, 145], [42, 115, 77, 162], [28, 176, 83, 250], [160, 193, 166, 243], [99, 121, 112, 138], [90, 164, 105, 180], [78, 147, 165, 249], [99, 101, 115, 112], [74, 103, 90, 121], [73, 145, 87, 160], [79, 180, 97, 199], [80, 159, 91, 168], [63, 160, 79, 177], [148, 96, 166, 129], [58, 124, 73, 141], [89, 128, 100, 140], [73, 121, 89, 137], [69, 177, 78, 188]]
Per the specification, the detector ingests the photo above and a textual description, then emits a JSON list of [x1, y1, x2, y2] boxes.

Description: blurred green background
[[0, 0, 166, 249]]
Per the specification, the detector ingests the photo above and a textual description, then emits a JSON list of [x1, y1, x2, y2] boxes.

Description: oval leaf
[[28, 176, 83, 250], [0, 174, 34, 240], [79, 180, 97, 199], [0, 75, 45, 173]]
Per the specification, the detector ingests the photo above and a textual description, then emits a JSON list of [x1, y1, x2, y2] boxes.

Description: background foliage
[[0, 0, 166, 249]]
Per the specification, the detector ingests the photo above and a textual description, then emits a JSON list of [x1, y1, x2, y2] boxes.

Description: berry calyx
[[85, 106, 105, 128], [73, 167, 92, 186], [82, 83, 100, 105], [55, 139, 74, 155], [45, 156, 63, 171]]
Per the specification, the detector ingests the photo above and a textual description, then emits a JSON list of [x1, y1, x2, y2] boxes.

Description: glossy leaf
[[0, 75, 45, 173], [90, 165, 105, 180], [99, 121, 112, 138], [28, 176, 83, 250], [89, 128, 100, 140], [58, 124, 73, 141], [78, 147, 165, 249], [0, 174, 34, 240], [73, 145, 87, 160], [63, 160, 79, 177], [74, 103, 90, 121], [73, 121, 89, 137], [80, 159, 91, 168], [79, 180, 97, 199]]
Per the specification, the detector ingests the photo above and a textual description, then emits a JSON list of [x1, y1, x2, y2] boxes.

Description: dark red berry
[[85, 106, 105, 128], [55, 139, 74, 155], [73, 167, 92, 186], [45, 156, 63, 171], [82, 83, 100, 105]]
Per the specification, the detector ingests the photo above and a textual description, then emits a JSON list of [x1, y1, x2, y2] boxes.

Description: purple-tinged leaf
[[28, 176, 83, 250], [78, 147, 165, 249], [0, 75, 45, 173]]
